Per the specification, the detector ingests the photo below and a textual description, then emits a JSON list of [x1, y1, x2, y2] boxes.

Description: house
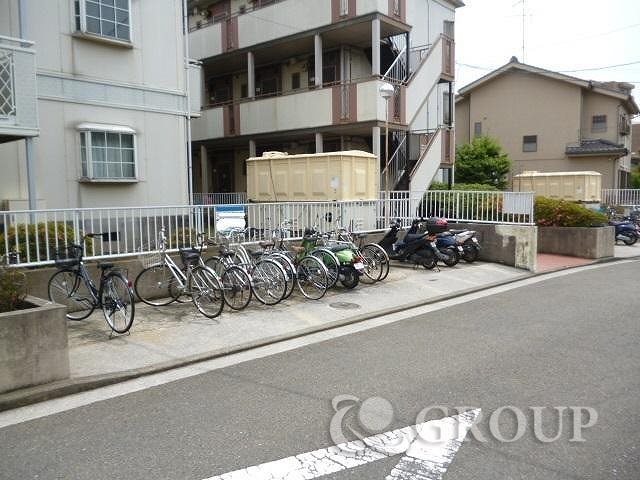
[[0, 0, 198, 210], [455, 57, 639, 189], [187, 0, 463, 202]]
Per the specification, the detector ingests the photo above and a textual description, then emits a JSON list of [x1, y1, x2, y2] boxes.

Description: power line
[[558, 60, 640, 73]]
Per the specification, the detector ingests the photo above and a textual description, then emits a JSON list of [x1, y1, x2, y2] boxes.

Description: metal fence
[[1, 191, 535, 267], [380, 190, 535, 226], [602, 189, 640, 207], [192, 192, 248, 205]]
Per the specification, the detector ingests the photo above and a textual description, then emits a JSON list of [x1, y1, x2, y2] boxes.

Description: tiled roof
[[566, 139, 628, 156]]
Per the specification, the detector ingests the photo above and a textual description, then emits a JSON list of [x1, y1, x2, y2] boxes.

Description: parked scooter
[[609, 220, 639, 245], [301, 227, 365, 288], [447, 229, 482, 263], [378, 219, 453, 269]]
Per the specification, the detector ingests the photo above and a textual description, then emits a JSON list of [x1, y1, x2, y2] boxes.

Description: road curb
[[1, 255, 636, 412]]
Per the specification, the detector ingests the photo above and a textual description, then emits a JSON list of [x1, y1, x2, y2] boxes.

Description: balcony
[[191, 78, 403, 141], [0, 35, 38, 144], [188, 0, 408, 62]]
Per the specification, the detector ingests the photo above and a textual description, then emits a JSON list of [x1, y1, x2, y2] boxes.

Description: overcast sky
[[454, 0, 640, 109]]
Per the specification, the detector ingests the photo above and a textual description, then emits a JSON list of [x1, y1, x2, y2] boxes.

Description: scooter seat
[[404, 233, 428, 243], [449, 229, 466, 234], [436, 232, 453, 238]]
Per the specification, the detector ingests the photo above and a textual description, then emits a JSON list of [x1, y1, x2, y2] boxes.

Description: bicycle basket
[[53, 245, 83, 268], [138, 250, 164, 268], [179, 248, 201, 267]]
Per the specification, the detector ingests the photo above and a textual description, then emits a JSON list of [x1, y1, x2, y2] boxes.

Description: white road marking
[[203, 409, 480, 480], [1, 259, 634, 428]]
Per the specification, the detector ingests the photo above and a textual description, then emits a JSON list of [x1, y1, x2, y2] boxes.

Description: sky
[[454, 0, 640, 116]]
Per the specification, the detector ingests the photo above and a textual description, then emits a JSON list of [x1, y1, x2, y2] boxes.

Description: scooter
[[378, 219, 452, 269], [302, 227, 365, 289], [609, 220, 638, 245], [448, 229, 482, 263]]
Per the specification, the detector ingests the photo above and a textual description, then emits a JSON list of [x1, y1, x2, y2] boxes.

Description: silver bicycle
[[134, 228, 224, 318]]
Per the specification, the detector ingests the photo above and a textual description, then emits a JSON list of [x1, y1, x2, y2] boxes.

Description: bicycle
[[134, 228, 224, 318], [47, 233, 135, 334]]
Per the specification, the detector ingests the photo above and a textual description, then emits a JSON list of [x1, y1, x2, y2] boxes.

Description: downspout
[[182, 0, 194, 205], [19, 0, 37, 211]]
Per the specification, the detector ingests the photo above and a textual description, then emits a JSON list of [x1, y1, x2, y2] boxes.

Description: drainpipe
[[182, 0, 194, 205], [19, 0, 37, 211]]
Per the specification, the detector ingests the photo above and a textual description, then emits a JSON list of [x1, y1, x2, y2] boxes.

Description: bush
[[429, 182, 499, 191], [455, 136, 512, 189], [0, 264, 26, 312], [0, 222, 91, 263], [534, 197, 608, 227]]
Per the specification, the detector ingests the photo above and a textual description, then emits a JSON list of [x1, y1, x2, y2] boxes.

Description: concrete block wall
[[0, 296, 69, 393], [537, 226, 614, 259]]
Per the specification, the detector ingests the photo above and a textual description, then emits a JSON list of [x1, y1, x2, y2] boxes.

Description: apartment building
[[456, 57, 639, 189], [0, 0, 198, 210], [187, 0, 463, 201]]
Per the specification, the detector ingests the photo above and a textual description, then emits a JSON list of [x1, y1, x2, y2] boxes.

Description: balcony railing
[[0, 34, 38, 141]]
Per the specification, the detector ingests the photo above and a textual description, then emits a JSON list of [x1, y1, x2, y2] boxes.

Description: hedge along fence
[[534, 197, 608, 227], [0, 222, 91, 265], [421, 183, 515, 223]]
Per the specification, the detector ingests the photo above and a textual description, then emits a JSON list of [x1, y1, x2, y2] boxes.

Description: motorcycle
[[447, 229, 482, 263], [609, 220, 638, 246], [378, 219, 453, 269]]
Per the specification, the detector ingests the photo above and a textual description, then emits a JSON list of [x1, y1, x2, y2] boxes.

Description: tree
[[631, 167, 640, 189], [455, 136, 512, 189]]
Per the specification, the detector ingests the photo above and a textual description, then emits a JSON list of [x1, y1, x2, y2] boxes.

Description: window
[[474, 122, 482, 138], [79, 124, 136, 180], [339, 0, 349, 16], [523, 135, 537, 152], [75, 0, 131, 43], [291, 72, 300, 90], [444, 20, 455, 38], [591, 114, 607, 132]]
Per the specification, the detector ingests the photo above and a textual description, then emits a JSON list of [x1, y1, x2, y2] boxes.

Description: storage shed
[[512, 171, 601, 202], [246, 150, 379, 202]]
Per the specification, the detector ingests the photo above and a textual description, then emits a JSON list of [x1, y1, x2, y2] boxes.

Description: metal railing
[[0, 34, 37, 133], [602, 189, 640, 207], [382, 45, 407, 85], [381, 132, 407, 190], [1, 192, 535, 267], [193, 192, 248, 205]]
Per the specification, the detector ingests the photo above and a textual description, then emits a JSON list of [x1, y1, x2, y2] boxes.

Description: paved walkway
[[2, 242, 639, 410]]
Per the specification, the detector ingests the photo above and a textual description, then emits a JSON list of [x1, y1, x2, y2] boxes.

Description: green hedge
[[429, 182, 499, 191], [0, 222, 87, 263], [534, 197, 608, 227]]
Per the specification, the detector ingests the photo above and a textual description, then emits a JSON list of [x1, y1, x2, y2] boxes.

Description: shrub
[[429, 182, 499, 191], [0, 264, 26, 312], [534, 197, 608, 227], [0, 222, 92, 263]]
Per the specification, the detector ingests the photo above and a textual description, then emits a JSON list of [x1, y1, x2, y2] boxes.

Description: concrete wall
[[538, 226, 614, 259], [0, 296, 69, 394], [448, 223, 538, 271]]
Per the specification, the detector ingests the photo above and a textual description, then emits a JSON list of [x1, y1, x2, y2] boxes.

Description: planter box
[[0, 296, 69, 394], [537, 226, 614, 259]]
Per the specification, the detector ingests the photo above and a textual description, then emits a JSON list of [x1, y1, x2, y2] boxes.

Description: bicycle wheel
[[362, 243, 390, 281], [204, 256, 225, 277], [101, 273, 135, 334], [189, 265, 224, 318], [134, 264, 181, 306], [48, 269, 95, 320], [268, 252, 296, 299], [251, 258, 287, 305], [358, 247, 382, 284], [221, 265, 252, 310], [296, 255, 329, 300], [311, 248, 339, 288]]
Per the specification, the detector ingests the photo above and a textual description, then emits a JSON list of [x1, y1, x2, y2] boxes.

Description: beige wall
[[455, 97, 469, 145], [581, 91, 622, 143]]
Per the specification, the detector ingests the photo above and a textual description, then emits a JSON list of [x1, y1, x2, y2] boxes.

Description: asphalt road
[[1, 261, 639, 479]]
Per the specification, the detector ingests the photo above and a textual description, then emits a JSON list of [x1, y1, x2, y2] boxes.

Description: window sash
[[523, 135, 537, 152], [591, 115, 607, 132], [81, 130, 136, 179], [76, 0, 131, 42]]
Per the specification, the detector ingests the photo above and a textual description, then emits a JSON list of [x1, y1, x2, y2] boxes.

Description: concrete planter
[[0, 296, 70, 394], [537, 226, 614, 259]]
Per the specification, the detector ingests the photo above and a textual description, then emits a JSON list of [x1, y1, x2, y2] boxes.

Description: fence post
[[73, 210, 81, 244]]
